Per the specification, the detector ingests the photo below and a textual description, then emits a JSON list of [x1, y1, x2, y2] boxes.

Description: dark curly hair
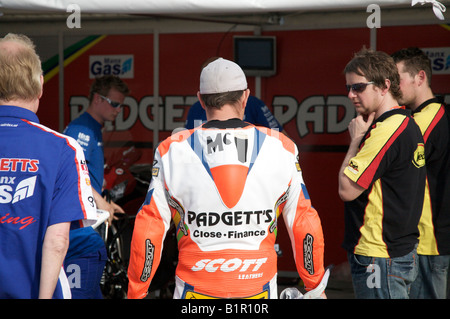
[[344, 48, 402, 100]]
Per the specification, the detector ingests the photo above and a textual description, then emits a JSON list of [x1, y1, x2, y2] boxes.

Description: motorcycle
[[100, 144, 178, 299]]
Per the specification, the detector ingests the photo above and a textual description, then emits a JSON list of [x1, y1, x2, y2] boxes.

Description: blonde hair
[[0, 33, 43, 102]]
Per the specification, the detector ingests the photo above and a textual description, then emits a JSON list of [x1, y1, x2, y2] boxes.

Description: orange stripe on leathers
[[292, 191, 325, 290], [210, 165, 248, 209]]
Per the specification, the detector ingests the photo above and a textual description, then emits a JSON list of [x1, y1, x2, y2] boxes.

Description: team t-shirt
[[0, 105, 97, 299], [411, 98, 450, 255], [342, 109, 426, 258]]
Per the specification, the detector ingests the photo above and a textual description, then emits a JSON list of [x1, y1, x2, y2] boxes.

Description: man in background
[[392, 47, 450, 299], [63, 75, 129, 298]]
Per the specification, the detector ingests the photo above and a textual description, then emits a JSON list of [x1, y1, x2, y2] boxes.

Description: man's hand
[[92, 188, 125, 225], [338, 112, 375, 202], [348, 112, 375, 142], [107, 200, 125, 224]]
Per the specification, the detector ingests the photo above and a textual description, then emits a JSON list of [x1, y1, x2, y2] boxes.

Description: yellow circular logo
[[413, 143, 425, 168]]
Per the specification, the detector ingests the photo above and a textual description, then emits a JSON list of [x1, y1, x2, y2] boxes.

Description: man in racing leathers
[[127, 58, 326, 299]]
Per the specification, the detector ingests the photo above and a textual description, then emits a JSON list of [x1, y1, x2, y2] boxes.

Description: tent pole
[[153, 29, 159, 152], [254, 26, 261, 99], [370, 27, 377, 51], [58, 31, 64, 132]]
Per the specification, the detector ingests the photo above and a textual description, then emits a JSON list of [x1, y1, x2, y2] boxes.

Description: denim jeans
[[65, 247, 107, 299], [347, 247, 418, 299], [410, 254, 450, 299]]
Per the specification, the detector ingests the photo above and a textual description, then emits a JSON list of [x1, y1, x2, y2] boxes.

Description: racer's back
[[128, 118, 325, 299]]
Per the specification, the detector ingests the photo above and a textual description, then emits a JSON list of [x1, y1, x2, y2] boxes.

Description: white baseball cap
[[199, 58, 247, 94]]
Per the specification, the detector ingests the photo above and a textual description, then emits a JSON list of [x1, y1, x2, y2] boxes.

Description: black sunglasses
[[99, 94, 122, 108], [346, 82, 374, 93]]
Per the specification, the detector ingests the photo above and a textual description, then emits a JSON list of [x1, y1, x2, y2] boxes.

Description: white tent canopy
[[0, 0, 447, 34], [0, 0, 421, 14], [0, 0, 448, 20]]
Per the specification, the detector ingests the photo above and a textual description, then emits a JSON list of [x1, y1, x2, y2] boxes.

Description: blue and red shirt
[[63, 112, 104, 194], [63, 112, 106, 261], [0, 105, 97, 299]]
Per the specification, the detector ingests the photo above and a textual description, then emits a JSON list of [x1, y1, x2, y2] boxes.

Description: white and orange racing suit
[[127, 119, 325, 299]]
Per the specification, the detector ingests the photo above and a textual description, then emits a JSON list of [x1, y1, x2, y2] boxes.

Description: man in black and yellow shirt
[[393, 47, 450, 299], [339, 49, 426, 299]]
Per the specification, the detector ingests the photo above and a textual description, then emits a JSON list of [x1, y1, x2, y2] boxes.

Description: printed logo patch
[[140, 239, 155, 282], [0, 176, 37, 204], [347, 160, 359, 174], [412, 143, 425, 168], [303, 233, 314, 275]]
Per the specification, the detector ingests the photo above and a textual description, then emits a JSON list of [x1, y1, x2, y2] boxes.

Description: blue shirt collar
[[0, 105, 40, 124]]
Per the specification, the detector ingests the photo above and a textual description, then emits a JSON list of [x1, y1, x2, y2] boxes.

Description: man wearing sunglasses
[[63, 75, 129, 298], [392, 47, 450, 299], [338, 49, 426, 299]]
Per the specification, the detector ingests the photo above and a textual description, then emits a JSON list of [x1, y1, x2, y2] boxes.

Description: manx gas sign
[[89, 55, 134, 79], [423, 47, 450, 74]]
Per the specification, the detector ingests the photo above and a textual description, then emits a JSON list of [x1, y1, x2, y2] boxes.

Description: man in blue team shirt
[[63, 75, 129, 298], [0, 33, 97, 299], [64, 75, 129, 218]]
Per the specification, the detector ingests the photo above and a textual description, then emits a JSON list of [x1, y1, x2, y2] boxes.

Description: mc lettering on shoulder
[[0, 158, 39, 172]]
